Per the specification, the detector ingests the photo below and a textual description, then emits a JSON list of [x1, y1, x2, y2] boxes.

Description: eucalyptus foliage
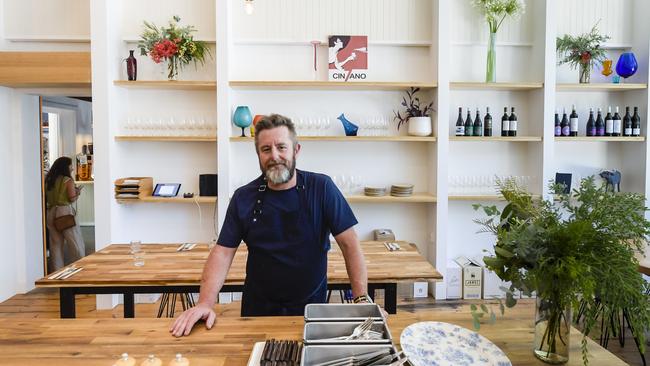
[[556, 23, 610, 70], [473, 177, 650, 364]]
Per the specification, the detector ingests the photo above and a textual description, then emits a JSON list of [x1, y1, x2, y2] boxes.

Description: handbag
[[53, 205, 76, 231]]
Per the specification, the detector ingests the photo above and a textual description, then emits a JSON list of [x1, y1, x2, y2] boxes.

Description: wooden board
[[0, 308, 626, 366], [554, 136, 645, 142], [345, 193, 437, 203], [115, 136, 217, 142], [640, 262, 650, 276], [556, 83, 647, 92], [35, 241, 442, 288], [229, 80, 437, 90], [0, 52, 91, 88], [230, 136, 437, 142], [113, 80, 217, 90], [450, 136, 542, 142], [450, 81, 543, 90]]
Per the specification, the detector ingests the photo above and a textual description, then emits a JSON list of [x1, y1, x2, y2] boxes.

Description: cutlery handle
[[60, 267, 83, 280]]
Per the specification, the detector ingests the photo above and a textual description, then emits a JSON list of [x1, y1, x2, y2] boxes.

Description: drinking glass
[[130, 240, 144, 267]]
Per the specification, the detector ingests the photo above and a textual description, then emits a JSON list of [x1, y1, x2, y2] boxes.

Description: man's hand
[[169, 303, 216, 337]]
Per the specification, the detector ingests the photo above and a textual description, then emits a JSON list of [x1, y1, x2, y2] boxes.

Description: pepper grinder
[[115, 353, 136, 366], [168, 353, 189, 366], [140, 354, 162, 366]]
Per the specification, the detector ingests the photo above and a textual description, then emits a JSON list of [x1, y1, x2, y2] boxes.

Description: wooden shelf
[[556, 83, 647, 92], [554, 136, 645, 142], [450, 82, 543, 91], [449, 194, 541, 201], [115, 136, 216, 142], [229, 80, 437, 90], [345, 193, 437, 203], [117, 196, 217, 204], [74, 181, 94, 185], [113, 80, 216, 90], [230, 136, 436, 142], [450, 136, 542, 142]]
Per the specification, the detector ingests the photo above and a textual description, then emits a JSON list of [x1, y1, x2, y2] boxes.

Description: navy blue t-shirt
[[217, 170, 358, 303]]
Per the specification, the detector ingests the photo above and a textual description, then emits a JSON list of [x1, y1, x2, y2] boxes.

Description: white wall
[[0, 87, 18, 302]]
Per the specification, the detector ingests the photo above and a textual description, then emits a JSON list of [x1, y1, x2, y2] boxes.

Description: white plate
[[247, 341, 265, 366], [400, 322, 511, 366]]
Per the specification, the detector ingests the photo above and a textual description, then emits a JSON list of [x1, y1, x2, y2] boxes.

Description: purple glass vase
[[126, 50, 137, 81]]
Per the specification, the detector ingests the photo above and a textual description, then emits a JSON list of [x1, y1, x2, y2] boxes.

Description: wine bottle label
[[79, 156, 87, 164], [613, 120, 622, 133], [633, 128, 641, 135], [597, 127, 605, 136], [555, 126, 561, 136], [624, 128, 633, 135], [561, 126, 570, 136], [455, 126, 465, 135], [588, 128, 596, 136], [605, 120, 613, 133], [509, 121, 517, 131], [502, 120, 510, 131], [570, 118, 578, 131]]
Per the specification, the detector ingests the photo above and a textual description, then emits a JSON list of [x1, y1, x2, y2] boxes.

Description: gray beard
[[264, 160, 296, 185]]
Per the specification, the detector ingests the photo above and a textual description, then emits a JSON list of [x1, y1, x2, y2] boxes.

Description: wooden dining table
[[0, 306, 626, 366], [35, 241, 442, 318]]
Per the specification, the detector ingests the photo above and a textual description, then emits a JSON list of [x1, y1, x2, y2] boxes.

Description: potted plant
[[473, 177, 650, 364], [393, 87, 434, 136], [138, 15, 212, 80], [556, 23, 610, 84]]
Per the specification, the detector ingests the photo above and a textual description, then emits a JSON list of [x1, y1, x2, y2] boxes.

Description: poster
[[328, 35, 368, 82]]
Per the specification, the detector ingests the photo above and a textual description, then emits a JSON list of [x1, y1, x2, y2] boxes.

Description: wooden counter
[[0, 307, 626, 366], [35, 241, 442, 317]]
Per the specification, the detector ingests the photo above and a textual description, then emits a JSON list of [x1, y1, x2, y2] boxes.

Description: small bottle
[[595, 108, 605, 136], [604, 106, 613, 136], [632, 106, 641, 136], [484, 107, 493, 136], [560, 108, 570, 137], [569, 104, 579, 136], [508, 107, 517, 136], [586, 108, 595, 137], [473, 108, 483, 137], [455, 107, 465, 136], [464, 107, 473, 137], [501, 107, 509, 137], [612, 106, 622, 137], [554, 110, 561, 137], [623, 106, 632, 137]]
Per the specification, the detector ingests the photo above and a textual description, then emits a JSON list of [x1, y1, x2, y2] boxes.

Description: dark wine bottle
[[612, 106, 622, 136], [632, 106, 641, 137], [501, 107, 509, 137], [596, 108, 605, 136], [484, 107, 493, 136], [605, 106, 613, 136], [586, 108, 595, 137], [464, 108, 473, 136], [623, 106, 632, 137], [560, 108, 569, 136], [554, 110, 561, 136], [473, 108, 483, 137], [508, 107, 517, 137], [455, 107, 465, 136], [569, 104, 579, 136]]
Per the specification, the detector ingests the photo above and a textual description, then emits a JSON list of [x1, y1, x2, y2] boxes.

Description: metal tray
[[303, 321, 392, 345], [301, 344, 398, 366], [304, 303, 384, 322]]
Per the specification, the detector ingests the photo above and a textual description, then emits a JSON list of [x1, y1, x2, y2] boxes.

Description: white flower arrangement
[[471, 0, 526, 33]]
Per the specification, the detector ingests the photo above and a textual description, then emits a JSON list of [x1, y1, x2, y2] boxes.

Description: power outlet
[[413, 282, 428, 298]]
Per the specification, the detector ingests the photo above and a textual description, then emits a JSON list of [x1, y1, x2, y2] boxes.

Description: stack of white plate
[[364, 186, 387, 197], [390, 184, 414, 197]]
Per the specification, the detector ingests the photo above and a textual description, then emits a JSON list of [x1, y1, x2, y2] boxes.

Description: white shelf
[[554, 136, 645, 142], [115, 136, 216, 142], [450, 82, 543, 91], [450, 136, 542, 142], [556, 83, 647, 92], [116, 196, 217, 204], [113, 80, 216, 90], [230, 136, 436, 142], [345, 193, 437, 203], [229, 81, 437, 90]]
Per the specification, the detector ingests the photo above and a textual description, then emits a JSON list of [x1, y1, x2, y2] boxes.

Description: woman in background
[[45, 156, 85, 271]]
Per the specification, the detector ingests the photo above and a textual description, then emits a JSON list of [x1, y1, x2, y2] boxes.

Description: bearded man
[[171, 114, 369, 337]]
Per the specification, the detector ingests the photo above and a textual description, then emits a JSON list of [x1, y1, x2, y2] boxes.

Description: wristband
[[353, 294, 373, 304]]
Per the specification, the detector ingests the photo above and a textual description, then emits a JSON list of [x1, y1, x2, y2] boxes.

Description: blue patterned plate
[[400, 321, 511, 366]]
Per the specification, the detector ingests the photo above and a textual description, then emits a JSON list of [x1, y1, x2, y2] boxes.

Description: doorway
[[40, 96, 95, 275]]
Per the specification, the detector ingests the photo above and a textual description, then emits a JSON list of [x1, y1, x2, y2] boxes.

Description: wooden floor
[[0, 288, 647, 365]]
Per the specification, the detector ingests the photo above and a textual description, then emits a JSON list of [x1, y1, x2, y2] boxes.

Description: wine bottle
[[632, 106, 641, 137], [473, 108, 483, 137], [455, 107, 465, 136], [596, 108, 605, 136], [586, 108, 595, 137], [612, 106, 622, 136], [508, 107, 517, 137], [501, 107, 509, 137], [569, 104, 579, 136], [554, 110, 561, 137], [484, 107, 493, 136], [560, 108, 569, 136], [464, 108, 473, 136], [605, 106, 613, 136], [623, 106, 632, 137]]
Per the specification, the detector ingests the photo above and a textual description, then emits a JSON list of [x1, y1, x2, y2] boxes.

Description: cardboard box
[[454, 256, 483, 300], [446, 260, 462, 299], [474, 257, 508, 299]]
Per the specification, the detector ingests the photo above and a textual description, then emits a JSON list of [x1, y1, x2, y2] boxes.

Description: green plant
[[472, 177, 650, 365], [138, 15, 211, 79], [556, 23, 610, 70], [471, 0, 526, 34]]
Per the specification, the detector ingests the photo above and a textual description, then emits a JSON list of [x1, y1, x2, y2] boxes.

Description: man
[[170, 114, 370, 337]]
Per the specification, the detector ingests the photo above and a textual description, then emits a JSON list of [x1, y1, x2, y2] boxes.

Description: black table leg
[[124, 292, 135, 318], [384, 283, 397, 314], [59, 288, 76, 318]]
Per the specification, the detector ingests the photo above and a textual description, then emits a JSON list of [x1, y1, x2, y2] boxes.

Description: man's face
[[256, 126, 300, 185]]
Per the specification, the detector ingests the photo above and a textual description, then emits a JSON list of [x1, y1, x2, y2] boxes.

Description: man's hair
[[254, 114, 299, 150]]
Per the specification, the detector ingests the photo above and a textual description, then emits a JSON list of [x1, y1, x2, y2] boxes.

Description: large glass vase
[[233, 106, 253, 137], [486, 32, 497, 83], [616, 52, 638, 82], [533, 297, 572, 364]]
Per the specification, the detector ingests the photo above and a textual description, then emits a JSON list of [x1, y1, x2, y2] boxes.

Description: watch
[[353, 294, 373, 304]]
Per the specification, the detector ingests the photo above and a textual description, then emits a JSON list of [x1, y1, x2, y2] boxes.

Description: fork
[[316, 318, 374, 342]]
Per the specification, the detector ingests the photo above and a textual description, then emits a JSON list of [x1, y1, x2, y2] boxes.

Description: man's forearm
[[197, 245, 237, 307], [335, 228, 368, 298]]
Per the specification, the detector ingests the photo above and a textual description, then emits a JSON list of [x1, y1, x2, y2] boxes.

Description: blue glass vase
[[615, 53, 638, 81], [337, 113, 359, 136], [233, 106, 253, 137]]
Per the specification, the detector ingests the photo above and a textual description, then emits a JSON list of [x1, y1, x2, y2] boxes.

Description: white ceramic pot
[[407, 116, 432, 136]]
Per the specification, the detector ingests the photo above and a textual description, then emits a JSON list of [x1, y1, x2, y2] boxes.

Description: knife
[[59, 267, 84, 280], [48, 266, 75, 280]]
